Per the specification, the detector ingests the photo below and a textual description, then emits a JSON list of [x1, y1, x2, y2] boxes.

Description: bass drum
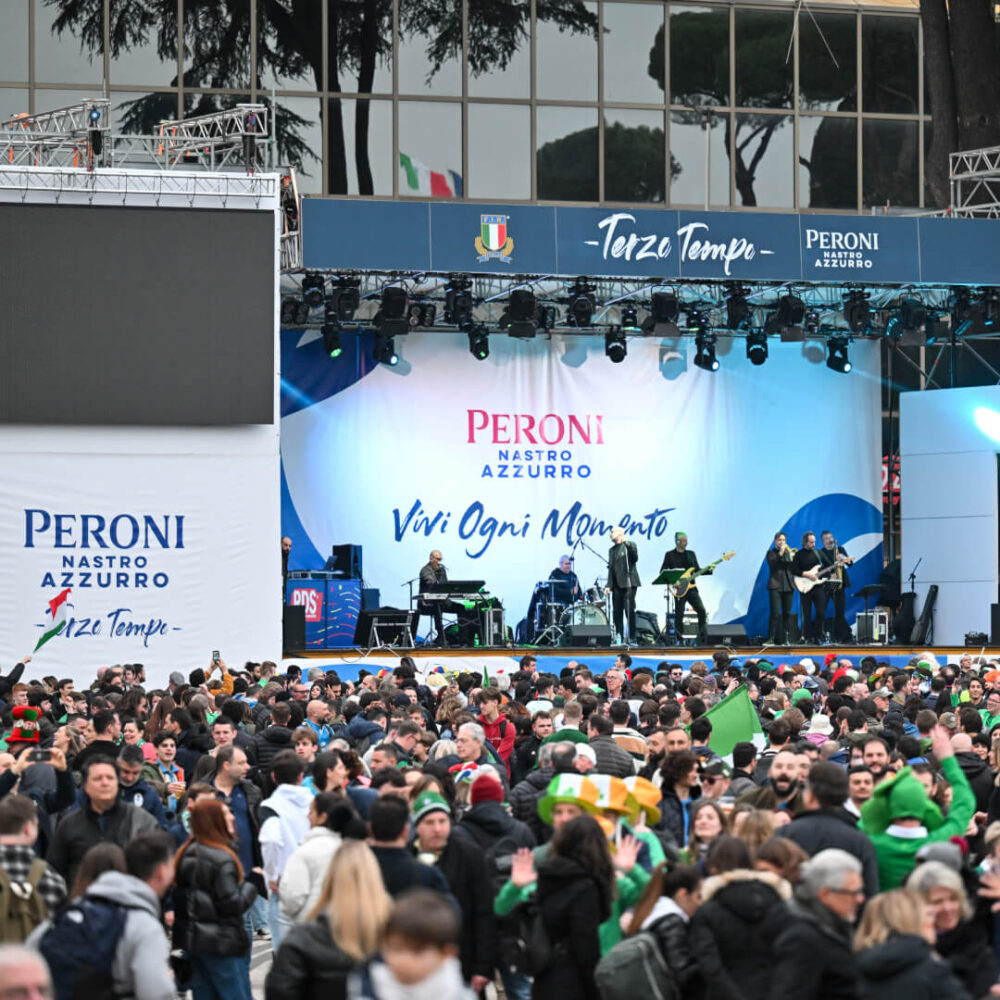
[[560, 603, 609, 627]]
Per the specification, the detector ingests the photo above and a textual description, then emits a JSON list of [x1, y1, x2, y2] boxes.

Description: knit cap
[[412, 790, 451, 825]]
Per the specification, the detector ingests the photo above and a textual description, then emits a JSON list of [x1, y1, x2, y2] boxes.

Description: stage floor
[[282, 645, 986, 681]]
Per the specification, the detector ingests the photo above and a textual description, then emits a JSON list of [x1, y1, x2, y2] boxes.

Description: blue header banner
[[302, 199, 999, 286]]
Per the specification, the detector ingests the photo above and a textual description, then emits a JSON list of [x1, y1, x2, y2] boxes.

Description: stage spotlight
[[894, 296, 928, 345], [605, 326, 627, 363], [777, 293, 805, 342], [843, 290, 871, 333], [951, 287, 973, 326], [328, 280, 360, 321], [804, 309, 820, 336], [567, 278, 596, 327], [621, 306, 640, 332], [374, 334, 398, 366], [375, 286, 409, 337], [322, 321, 343, 360], [643, 291, 679, 333], [445, 276, 474, 326], [467, 324, 490, 360], [407, 302, 437, 329], [280, 299, 297, 325], [983, 289, 1000, 327], [536, 305, 558, 332], [826, 336, 852, 374], [302, 272, 326, 308], [689, 311, 718, 371], [502, 288, 537, 339], [726, 286, 750, 331], [746, 329, 768, 366]]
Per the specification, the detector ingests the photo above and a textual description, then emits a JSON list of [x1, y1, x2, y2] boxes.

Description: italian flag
[[399, 152, 462, 198], [35, 588, 70, 651]]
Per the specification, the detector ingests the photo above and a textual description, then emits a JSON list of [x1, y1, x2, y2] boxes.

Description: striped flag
[[399, 152, 462, 198], [35, 588, 71, 651]]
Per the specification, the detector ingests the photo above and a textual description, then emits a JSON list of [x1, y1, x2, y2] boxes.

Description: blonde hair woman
[[854, 889, 967, 1000], [264, 840, 391, 1000]]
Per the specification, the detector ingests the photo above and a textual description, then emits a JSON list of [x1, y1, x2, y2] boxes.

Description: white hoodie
[[279, 826, 343, 921], [259, 782, 314, 884]]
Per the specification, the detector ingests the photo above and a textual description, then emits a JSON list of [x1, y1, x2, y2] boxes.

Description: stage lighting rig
[[280, 298, 310, 325], [777, 293, 805, 342], [407, 302, 437, 329], [826, 336, 852, 374], [983, 289, 1000, 327], [374, 334, 399, 366], [950, 288, 973, 334], [643, 291, 679, 334], [605, 326, 627, 363], [893, 296, 928, 346], [843, 290, 871, 333], [301, 272, 326, 308], [726, 285, 750, 331], [567, 278, 596, 327], [444, 276, 474, 327], [804, 309, 820, 336], [689, 311, 718, 371], [620, 305, 640, 332], [322, 304, 343, 359], [375, 286, 410, 338], [746, 329, 768, 366], [88, 105, 103, 156], [327, 279, 360, 321], [502, 288, 537, 339], [467, 324, 490, 360]]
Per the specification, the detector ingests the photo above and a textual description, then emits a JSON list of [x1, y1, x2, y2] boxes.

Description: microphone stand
[[907, 557, 921, 593], [402, 576, 419, 611]]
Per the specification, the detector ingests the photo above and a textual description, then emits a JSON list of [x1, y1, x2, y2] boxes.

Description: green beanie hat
[[412, 790, 451, 826]]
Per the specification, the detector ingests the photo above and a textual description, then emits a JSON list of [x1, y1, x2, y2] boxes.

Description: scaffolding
[[950, 145, 1000, 218]]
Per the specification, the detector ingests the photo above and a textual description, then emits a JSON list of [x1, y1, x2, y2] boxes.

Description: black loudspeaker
[[992, 604, 1000, 644], [910, 585, 938, 644], [282, 605, 305, 652], [362, 588, 380, 610], [353, 607, 415, 647], [562, 624, 613, 647], [893, 592, 916, 643], [705, 624, 748, 646], [328, 544, 363, 578]]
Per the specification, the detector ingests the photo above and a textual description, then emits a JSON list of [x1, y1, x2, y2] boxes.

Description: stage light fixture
[[407, 302, 437, 329], [689, 311, 718, 371], [328, 280, 360, 321], [375, 286, 410, 337], [777, 293, 805, 342], [374, 334, 398, 366], [621, 306, 640, 332], [567, 278, 596, 327], [536, 305, 558, 332], [983, 289, 1000, 326], [322, 318, 343, 360], [951, 287, 973, 327], [605, 326, 627, 363], [804, 309, 820, 336], [302, 272, 326, 308], [746, 329, 768, 366], [826, 336, 852, 374], [444, 276, 474, 326], [643, 291, 679, 333], [280, 299, 297, 325], [726, 286, 750, 331], [503, 288, 538, 339], [467, 324, 490, 360], [895, 296, 928, 345], [843, 290, 871, 333], [88, 108, 101, 123]]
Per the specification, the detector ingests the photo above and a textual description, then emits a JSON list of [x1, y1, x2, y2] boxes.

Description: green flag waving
[[705, 685, 766, 760]]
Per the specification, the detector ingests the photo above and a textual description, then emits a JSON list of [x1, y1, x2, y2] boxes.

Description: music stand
[[853, 584, 883, 614], [653, 569, 687, 644]]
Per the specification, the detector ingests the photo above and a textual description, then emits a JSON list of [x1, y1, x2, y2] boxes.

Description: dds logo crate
[[289, 587, 323, 622]]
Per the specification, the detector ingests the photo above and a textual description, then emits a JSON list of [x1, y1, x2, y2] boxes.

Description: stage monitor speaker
[[282, 605, 305, 652], [894, 592, 916, 643], [562, 624, 613, 647], [353, 607, 415, 647], [992, 604, 1000, 644], [910, 584, 938, 645], [329, 544, 363, 579], [705, 624, 748, 646], [362, 587, 380, 610]]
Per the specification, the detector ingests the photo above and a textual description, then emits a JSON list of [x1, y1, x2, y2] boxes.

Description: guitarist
[[792, 532, 828, 644], [661, 532, 708, 645], [819, 531, 853, 642]]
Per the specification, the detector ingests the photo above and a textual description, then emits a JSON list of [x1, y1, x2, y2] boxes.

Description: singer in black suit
[[605, 527, 640, 643], [767, 532, 795, 644]]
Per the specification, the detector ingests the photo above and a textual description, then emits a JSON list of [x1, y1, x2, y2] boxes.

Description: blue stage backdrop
[[281, 331, 883, 643]]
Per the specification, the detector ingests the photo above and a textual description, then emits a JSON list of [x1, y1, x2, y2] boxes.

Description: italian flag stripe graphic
[[399, 151, 458, 197], [35, 588, 70, 651]]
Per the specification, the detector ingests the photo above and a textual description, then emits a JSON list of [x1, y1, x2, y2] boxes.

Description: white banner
[[0, 434, 281, 684], [281, 333, 883, 639]]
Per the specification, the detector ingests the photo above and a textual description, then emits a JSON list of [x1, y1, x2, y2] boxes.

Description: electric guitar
[[671, 552, 735, 598], [793, 558, 849, 594]]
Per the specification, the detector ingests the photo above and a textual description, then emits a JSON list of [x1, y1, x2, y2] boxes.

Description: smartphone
[[30, 749, 51, 763], [212, 650, 220, 663]]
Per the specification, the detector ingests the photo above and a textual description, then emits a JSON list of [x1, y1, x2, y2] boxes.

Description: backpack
[[594, 931, 678, 1000], [499, 898, 553, 977], [0, 859, 49, 942], [38, 895, 132, 1000]]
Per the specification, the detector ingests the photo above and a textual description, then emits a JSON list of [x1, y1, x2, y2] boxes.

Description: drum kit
[[532, 578, 609, 646]]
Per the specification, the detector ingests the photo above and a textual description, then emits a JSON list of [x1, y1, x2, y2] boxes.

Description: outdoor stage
[[281, 645, 986, 682]]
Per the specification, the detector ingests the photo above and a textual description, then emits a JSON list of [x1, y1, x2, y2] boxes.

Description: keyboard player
[[418, 549, 461, 646]]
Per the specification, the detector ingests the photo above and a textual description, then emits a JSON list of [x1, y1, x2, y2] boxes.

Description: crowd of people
[[2, 648, 1000, 998]]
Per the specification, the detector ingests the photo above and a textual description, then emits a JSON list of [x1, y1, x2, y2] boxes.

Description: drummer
[[549, 555, 581, 603]]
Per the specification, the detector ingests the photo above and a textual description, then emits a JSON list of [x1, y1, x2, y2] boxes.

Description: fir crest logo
[[475, 214, 513, 263]]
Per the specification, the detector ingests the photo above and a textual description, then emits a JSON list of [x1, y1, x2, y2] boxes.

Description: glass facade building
[[1, 0, 927, 211]]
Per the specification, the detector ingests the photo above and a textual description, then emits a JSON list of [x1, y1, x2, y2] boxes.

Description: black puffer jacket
[[264, 914, 356, 1000], [509, 766, 553, 842], [173, 842, 256, 957], [174, 725, 213, 780], [254, 725, 294, 771], [644, 906, 703, 997], [955, 752, 993, 814], [689, 868, 792, 1000], [856, 933, 969, 1000], [936, 918, 997, 999]]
